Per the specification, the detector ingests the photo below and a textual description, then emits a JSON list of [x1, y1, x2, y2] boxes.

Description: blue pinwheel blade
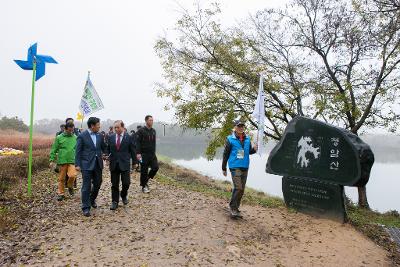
[[14, 59, 33, 70], [36, 55, 58, 64], [35, 62, 46, 81], [27, 43, 37, 62]]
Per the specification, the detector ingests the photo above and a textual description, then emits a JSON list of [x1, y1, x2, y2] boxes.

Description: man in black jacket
[[57, 118, 81, 137], [56, 124, 65, 136], [106, 120, 136, 210], [136, 115, 158, 193]]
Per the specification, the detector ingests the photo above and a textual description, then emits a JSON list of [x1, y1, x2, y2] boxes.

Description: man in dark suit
[[106, 120, 136, 210], [75, 117, 106, 217]]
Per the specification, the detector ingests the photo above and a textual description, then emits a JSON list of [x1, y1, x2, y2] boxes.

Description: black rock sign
[[266, 116, 375, 222], [266, 116, 374, 186]]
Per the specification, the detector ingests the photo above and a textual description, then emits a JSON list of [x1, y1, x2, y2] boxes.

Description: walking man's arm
[[75, 134, 83, 171], [136, 129, 143, 161], [250, 142, 258, 155], [49, 136, 59, 168], [129, 135, 137, 166], [222, 138, 232, 176]]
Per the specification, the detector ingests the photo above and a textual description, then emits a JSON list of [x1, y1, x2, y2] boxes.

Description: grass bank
[[157, 159, 400, 264], [157, 160, 284, 209], [0, 149, 50, 233]]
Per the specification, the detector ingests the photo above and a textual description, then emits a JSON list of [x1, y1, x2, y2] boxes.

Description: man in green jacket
[[50, 122, 77, 201]]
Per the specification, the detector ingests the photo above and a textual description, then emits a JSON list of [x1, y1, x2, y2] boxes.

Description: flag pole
[[27, 58, 37, 196], [80, 70, 91, 129]]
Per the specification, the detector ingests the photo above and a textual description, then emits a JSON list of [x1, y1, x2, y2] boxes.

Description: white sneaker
[[142, 185, 150, 193]]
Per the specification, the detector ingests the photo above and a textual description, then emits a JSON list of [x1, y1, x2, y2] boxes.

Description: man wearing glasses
[[222, 120, 258, 218]]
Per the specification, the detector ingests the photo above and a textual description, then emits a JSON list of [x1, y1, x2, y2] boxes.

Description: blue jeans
[[81, 161, 102, 212]]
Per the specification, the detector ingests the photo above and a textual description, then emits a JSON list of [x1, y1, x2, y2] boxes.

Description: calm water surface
[[158, 142, 399, 213]]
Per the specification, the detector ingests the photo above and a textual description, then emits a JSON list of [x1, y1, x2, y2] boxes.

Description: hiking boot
[[110, 202, 118, 210], [57, 195, 64, 201], [68, 188, 74, 197], [142, 185, 150, 194]]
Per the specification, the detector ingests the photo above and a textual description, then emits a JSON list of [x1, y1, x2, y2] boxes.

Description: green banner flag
[[79, 72, 104, 116]]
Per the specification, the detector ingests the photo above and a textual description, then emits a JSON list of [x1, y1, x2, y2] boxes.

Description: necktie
[[91, 132, 97, 147], [116, 134, 121, 150]]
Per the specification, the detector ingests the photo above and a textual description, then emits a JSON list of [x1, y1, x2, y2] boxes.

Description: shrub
[[0, 130, 53, 152]]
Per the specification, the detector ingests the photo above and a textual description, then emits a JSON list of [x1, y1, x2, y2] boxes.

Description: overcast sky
[[0, 0, 287, 125]]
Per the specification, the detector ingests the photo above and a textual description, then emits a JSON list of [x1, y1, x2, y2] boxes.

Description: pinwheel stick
[[27, 59, 37, 196]]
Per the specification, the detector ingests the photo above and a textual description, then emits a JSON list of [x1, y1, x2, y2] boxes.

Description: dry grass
[[0, 149, 50, 196], [0, 130, 53, 151], [0, 131, 53, 233]]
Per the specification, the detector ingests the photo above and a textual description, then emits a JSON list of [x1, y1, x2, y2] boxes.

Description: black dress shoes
[[110, 202, 118, 210], [91, 201, 98, 209], [83, 210, 91, 217]]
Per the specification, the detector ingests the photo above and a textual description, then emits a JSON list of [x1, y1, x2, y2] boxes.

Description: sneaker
[[122, 197, 128, 205], [57, 195, 64, 201], [142, 185, 150, 194], [229, 207, 240, 217], [236, 210, 243, 218], [68, 188, 74, 196]]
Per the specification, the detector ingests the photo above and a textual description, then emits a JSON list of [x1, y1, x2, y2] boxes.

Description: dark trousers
[[111, 163, 130, 203], [229, 168, 248, 211], [81, 161, 102, 211], [140, 154, 159, 187]]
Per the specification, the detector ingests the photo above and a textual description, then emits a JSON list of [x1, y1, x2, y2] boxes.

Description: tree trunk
[[357, 185, 370, 209]]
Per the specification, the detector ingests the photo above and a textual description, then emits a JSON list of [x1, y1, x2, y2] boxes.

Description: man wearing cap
[[222, 119, 258, 218], [50, 122, 77, 201]]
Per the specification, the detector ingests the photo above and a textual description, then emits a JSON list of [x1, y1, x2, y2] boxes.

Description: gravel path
[[0, 169, 392, 267]]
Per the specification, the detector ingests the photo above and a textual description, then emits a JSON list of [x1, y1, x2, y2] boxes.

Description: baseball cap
[[233, 119, 245, 127]]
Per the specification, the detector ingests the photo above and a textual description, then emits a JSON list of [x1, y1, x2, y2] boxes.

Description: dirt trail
[[2, 169, 392, 267]]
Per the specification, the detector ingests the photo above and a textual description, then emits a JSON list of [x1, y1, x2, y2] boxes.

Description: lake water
[[158, 142, 400, 213]]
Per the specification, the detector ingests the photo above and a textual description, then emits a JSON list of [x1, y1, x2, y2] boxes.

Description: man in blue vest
[[222, 119, 258, 218]]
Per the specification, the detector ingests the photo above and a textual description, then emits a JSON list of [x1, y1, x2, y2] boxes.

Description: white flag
[[252, 75, 265, 155], [79, 74, 104, 117]]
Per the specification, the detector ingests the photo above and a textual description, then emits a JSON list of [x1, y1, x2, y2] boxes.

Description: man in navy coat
[[106, 120, 137, 210], [75, 117, 106, 217]]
